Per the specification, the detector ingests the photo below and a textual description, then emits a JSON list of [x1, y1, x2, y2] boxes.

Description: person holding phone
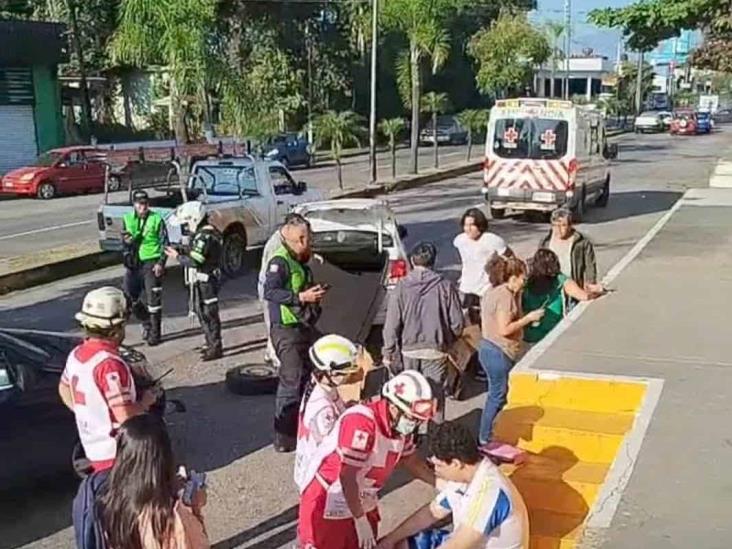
[[264, 215, 327, 453], [97, 414, 209, 549]]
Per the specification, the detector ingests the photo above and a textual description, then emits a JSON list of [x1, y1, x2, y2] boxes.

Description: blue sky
[[531, 0, 635, 58]]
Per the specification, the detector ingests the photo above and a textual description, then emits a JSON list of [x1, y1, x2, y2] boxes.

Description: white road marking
[[0, 220, 93, 241]]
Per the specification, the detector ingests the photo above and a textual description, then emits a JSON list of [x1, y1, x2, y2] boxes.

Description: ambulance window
[[494, 118, 568, 160]]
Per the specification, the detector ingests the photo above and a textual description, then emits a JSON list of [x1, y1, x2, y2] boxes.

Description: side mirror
[[397, 224, 408, 239], [294, 181, 308, 195]]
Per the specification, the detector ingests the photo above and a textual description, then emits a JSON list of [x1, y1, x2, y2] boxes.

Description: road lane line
[[0, 220, 93, 241]]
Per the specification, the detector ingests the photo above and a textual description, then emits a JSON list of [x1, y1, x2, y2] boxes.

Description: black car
[[0, 329, 166, 488], [264, 133, 313, 168]]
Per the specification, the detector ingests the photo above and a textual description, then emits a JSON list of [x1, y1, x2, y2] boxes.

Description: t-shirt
[[453, 232, 508, 296], [481, 284, 523, 360], [433, 459, 529, 549], [548, 236, 573, 280], [60, 338, 136, 470], [522, 275, 567, 343]]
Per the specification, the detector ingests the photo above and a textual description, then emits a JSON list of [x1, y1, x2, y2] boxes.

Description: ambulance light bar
[[495, 98, 573, 110]]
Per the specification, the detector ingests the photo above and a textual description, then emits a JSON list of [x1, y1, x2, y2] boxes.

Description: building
[[535, 53, 615, 101], [0, 20, 67, 174]]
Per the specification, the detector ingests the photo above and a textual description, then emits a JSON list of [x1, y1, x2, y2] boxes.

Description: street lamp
[[368, 0, 378, 184]]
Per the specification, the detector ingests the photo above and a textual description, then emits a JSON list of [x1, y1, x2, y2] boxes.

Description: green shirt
[[522, 274, 567, 343], [123, 210, 166, 263]]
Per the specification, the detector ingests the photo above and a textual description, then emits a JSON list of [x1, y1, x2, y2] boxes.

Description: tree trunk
[[409, 41, 420, 175], [171, 78, 189, 144], [121, 75, 134, 129], [432, 111, 438, 169], [66, 0, 93, 139], [336, 157, 343, 189], [391, 138, 396, 179], [466, 130, 472, 162]]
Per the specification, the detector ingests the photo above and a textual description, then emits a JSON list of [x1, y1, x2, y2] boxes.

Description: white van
[[482, 98, 618, 221]]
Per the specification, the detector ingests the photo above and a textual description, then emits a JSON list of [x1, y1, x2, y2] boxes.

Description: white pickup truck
[[96, 155, 323, 276]]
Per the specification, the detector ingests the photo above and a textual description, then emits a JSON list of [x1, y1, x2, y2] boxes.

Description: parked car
[[657, 111, 674, 128], [696, 111, 714, 134], [294, 199, 409, 325], [670, 111, 698, 135], [264, 133, 313, 168], [0, 328, 167, 488], [0, 146, 107, 199], [420, 115, 468, 145], [714, 108, 732, 124], [634, 111, 664, 133]]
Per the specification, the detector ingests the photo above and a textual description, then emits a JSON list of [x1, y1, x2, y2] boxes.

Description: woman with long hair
[[523, 249, 604, 343], [97, 414, 209, 549], [478, 255, 544, 446], [452, 208, 509, 324]]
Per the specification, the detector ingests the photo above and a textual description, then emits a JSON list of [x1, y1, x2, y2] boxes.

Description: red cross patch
[[351, 429, 369, 450], [503, 127, 519, 144], [540, 129, 556, 146]]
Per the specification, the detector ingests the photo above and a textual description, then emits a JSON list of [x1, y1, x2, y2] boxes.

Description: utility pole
[[563, 0, 572, 100], [635, 51, 644, 115], [306, 24, 314, 148], [368, 0, 378, 184]]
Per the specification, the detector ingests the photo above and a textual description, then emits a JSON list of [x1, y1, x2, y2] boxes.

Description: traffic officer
[[122, 190, 168, 346], [263, 214, 327, 453], [165, 201, 224, 361]]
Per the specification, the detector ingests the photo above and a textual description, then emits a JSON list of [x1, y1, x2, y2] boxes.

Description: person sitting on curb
[[377, 421, 529, 549]]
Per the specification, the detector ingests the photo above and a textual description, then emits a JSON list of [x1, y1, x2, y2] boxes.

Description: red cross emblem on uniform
[[540, 129, 556, 146], [503, 127, 519, 143], [394, 382, 406, 395]]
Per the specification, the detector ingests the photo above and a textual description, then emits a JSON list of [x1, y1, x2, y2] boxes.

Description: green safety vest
[[123, 210, 164, 262], [273, 245, 309, 326]]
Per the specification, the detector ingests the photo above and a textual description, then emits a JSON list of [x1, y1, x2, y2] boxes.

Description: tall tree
[[313, 110, 363, 189], [111, 0, 217, 143], [383, 0, 460, 174], [468, 11, 550, 98], [421, 91, 449, 169], [456, 109, 488, 161], [379, 117, 405, 180]]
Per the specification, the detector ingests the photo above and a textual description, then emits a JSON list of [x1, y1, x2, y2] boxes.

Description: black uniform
[[178, 224, 224, 360]]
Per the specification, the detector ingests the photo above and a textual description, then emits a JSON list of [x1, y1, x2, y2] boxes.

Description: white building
[[535, 54, 616, 101]]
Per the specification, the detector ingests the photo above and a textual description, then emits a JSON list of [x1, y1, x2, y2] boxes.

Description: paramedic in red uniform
[[58, 287, 157, 548], [298, 371, 437, 549]]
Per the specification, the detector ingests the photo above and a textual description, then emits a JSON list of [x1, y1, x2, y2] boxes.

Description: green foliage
[[421, 91, 450, 115], [313, 110, 364, 188], [456, 108, 488, 134], [379, 117, 406, 143], [468, 11, 550, 97]]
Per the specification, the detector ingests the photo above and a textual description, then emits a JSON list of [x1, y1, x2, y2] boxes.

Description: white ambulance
[[482, 98, 618, 221]]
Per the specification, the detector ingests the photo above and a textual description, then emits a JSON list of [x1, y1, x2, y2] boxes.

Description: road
[[0, 128, 728, 549], [0, 143, 473, 261]]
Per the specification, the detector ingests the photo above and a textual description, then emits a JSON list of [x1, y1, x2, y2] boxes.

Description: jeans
[[478, 339, 515, 444]]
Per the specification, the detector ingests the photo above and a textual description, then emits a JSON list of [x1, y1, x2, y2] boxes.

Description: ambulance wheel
[[490, 207, 505, 220], [225, 363, 279, 395], [571, 187, 585, 222], [596, 177, 610, 208]]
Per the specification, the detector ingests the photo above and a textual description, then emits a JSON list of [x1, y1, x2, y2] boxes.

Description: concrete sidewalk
[[528, 188, 732, 548]]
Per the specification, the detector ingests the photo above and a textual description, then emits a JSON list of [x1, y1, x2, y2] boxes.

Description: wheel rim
[[40, 184, 54, 198], [243, 365, 274, 378], [108, 177, 120, 191]]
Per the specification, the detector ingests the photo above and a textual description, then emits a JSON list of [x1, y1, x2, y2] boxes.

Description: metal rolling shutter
[[0, 68, 37, 175]]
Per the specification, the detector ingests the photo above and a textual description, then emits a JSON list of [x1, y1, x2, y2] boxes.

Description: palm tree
[[421, 92, 449, 169], [545, 21, 565, 98], [384, 0, 454, 175], [456, 109, 488, 162], [379, 118, 406, 180], [313, 111, 364, 190]]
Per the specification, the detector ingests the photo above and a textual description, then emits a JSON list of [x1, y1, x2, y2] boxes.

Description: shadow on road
[[582, 190, 683, 225]]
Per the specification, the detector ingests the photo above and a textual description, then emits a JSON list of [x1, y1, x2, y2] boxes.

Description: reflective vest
[[123, 211, 164, 262], [273, 245, 309, 326]]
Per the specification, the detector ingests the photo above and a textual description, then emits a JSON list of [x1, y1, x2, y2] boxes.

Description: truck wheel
[[490, 207, 505, 220], [222, 228, 247, 277], [596, 177, 610, 208], [225, 363, 278, 395], [571, 186, 585, 222], [108, 175, 122, 192], [36, 182, 56, 199]]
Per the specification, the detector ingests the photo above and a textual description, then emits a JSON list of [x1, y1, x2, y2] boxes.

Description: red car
[[669, 111, 698, 136], [0, 146, 109, 199]]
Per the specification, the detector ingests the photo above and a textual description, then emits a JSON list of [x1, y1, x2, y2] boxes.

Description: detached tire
[[225, 363, 279, 396]]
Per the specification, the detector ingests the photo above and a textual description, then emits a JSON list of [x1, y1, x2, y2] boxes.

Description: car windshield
[[34, 152, 63, 167], [191, 164, 258, 196], [493, 118, 569, 160]]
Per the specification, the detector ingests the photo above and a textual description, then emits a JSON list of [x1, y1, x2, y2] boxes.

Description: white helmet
[[382, 371, 435, 421], [173, 201, 206, 229], [309, 334, 360, 375], [75, 286, 128, 329]]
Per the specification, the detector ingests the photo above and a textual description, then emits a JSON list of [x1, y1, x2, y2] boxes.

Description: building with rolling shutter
[[0, 20, 67, 175]]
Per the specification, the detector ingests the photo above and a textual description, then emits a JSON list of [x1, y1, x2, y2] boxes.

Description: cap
[[132, 190, 149, 203]]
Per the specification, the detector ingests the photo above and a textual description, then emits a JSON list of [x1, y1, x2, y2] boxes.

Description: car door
[[268, 164, 299, 220], [82, 150, 107, 192], [56, 151, 88, 193]]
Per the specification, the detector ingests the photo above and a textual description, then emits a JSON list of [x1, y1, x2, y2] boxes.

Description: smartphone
[[182, 470, 207, 506], [319, 283, 332, 291]]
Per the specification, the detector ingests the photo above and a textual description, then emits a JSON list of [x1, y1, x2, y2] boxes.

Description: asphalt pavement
[[0, 128, 729, 549], [0, 143, 472, 261]]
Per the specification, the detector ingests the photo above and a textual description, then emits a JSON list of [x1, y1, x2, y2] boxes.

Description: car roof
[[297, 198, 392, 213]]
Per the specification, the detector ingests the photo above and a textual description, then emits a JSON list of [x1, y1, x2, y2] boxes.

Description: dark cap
[[132, 190, 149, 203], [409, 241, 437, 268]]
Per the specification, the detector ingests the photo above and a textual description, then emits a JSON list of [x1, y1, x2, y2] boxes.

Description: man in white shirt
[[377, 421, 529, 549]]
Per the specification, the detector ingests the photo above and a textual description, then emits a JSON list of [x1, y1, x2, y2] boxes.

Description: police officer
[[264, 215, 327, 453], [122, 190, 168, 346], [165, 201, 224, 361]]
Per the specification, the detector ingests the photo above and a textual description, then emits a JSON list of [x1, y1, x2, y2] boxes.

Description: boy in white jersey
[[294, 334, 360, 492], [377, 421, 529, 549]]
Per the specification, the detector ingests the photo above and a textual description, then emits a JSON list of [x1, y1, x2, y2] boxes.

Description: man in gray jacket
[[382, 241, 463, 423]]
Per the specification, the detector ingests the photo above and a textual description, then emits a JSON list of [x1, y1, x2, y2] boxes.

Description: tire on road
[[571, 185, 585, 222], [36, 181, 56, 200], [221, 226, 248, 277], [490, 207, 505, 219], [225, 363, 279, 396], [596, 176, 610, 208]]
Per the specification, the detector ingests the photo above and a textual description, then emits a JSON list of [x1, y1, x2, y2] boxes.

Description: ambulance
[[482, 98, 618, 221]]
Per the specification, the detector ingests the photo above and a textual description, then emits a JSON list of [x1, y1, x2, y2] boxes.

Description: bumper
[[98, 238, 125, 252], [0, 180, 34, 195], [482, 186, 571, 212]]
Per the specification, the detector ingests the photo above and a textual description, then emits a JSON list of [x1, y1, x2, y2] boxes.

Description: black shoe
[[201, 346, 223, 362], [147, 336, 161, 347], [273, 433, 296, 453]]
